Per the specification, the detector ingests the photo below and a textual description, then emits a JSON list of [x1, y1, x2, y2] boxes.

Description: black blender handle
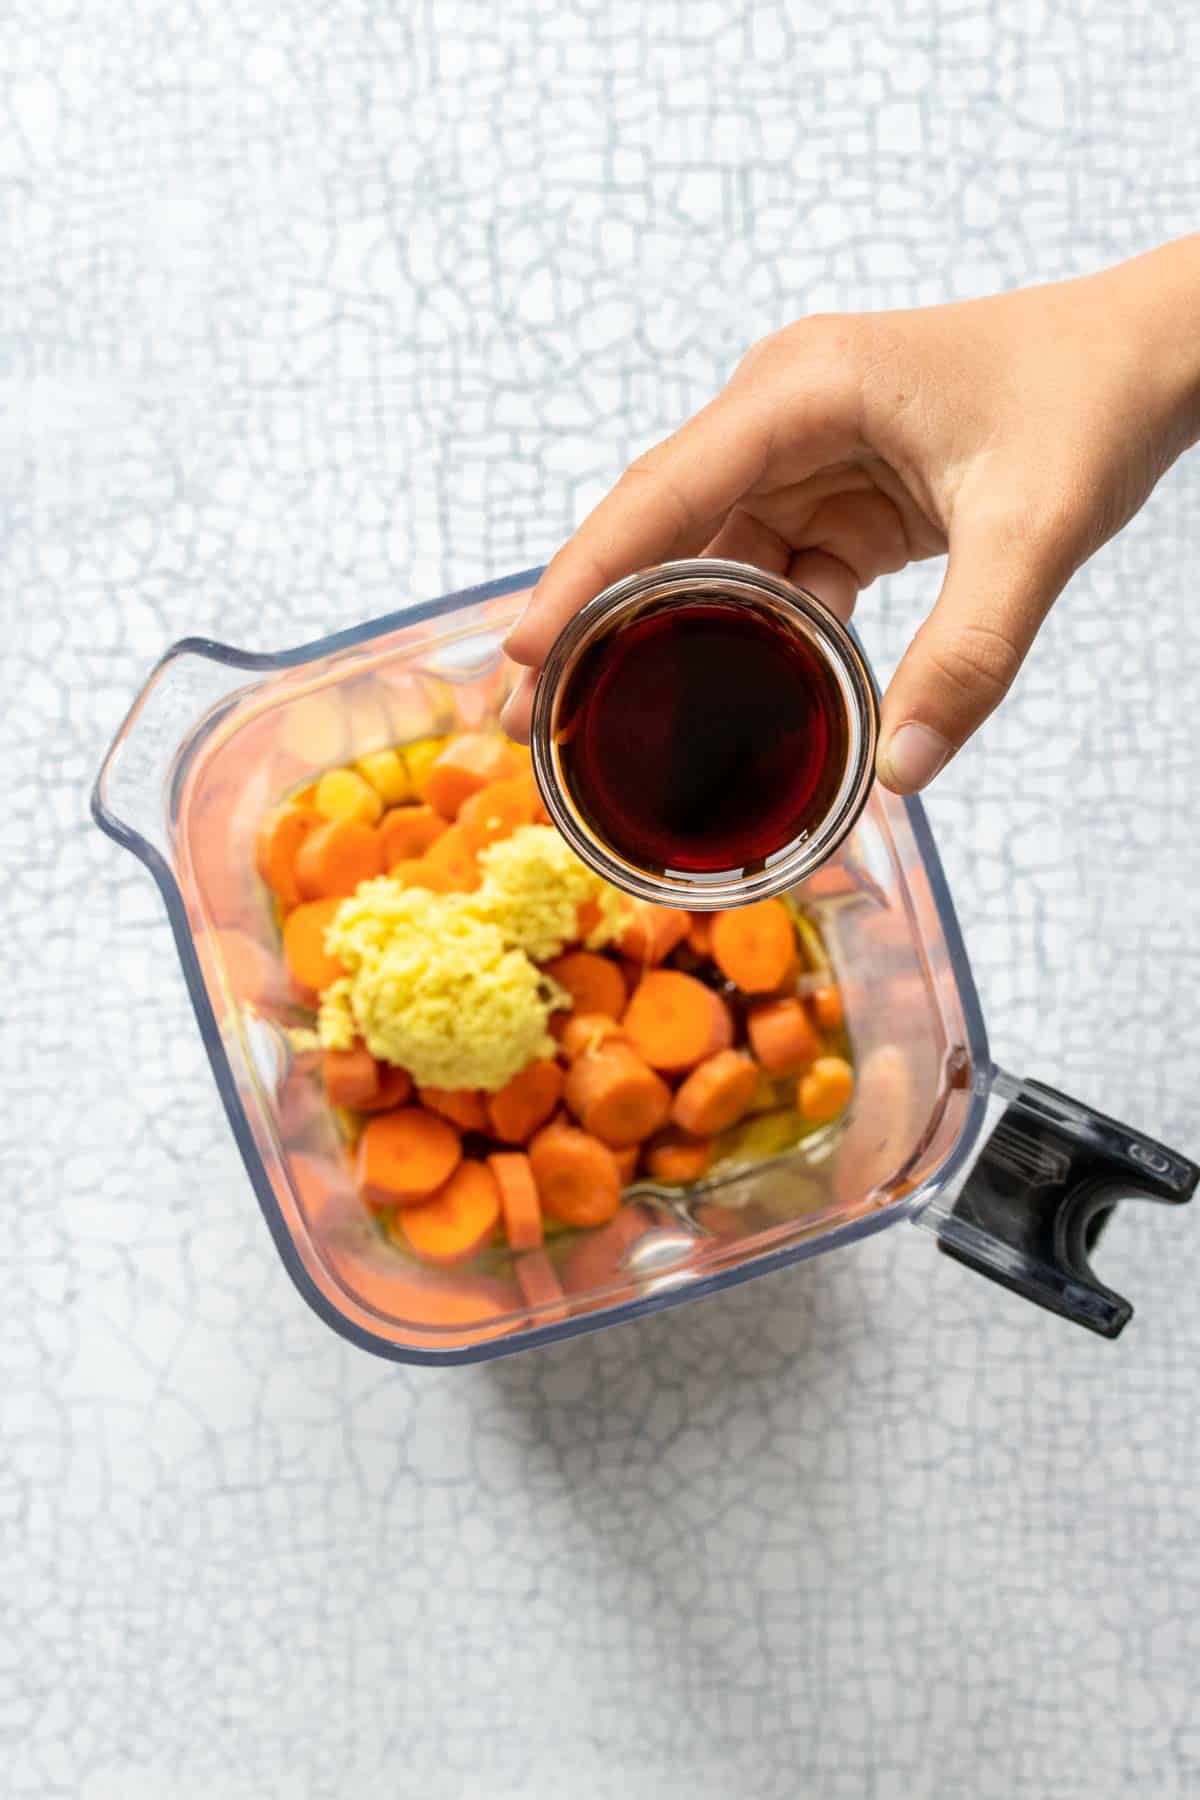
[[932, 1077, 1198, 1338]]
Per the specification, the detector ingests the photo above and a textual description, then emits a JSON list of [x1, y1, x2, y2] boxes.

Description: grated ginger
[[469, 825, 626, 963]]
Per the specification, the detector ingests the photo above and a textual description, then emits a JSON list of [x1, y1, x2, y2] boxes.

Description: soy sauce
[[556, 598, 849, 876]]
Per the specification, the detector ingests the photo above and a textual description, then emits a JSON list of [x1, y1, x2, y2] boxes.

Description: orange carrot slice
[[558, 1013, 630, 1062], [798, 1055, 854, 1124], [513, 1248, 567, 1321], [399, 1160, 501, 1264], [559, 1201, 649, 1297], [613, 1145, 640, 1185], [686, 913, 713, 957], [747, 997, 822, 1074], [575, 897, 603, 941], [645, 1132, 714, 1184], [486, 1059, 564, 1145], [671, 1049, 759, 1136], [617, 902, 690, 965], [489, 1151, 544, 1250], [357, 1107, 462, 1207], [457, 775, 537, 853], [357, 1063, 414, 1113], [379, 803, 447, 864], [562, 1042, 672, 1146], [529, 1120, 622, 1228], [421, 823, 480, 891], [544, 950, 627, 1020], [294, 818, 382, 900], [811, 984, 845, 1033], [282, 897, 345, 998], [423, 734, 517, 819], [710, 899, 797, 994], [622, 969, 733, 1073], [322, 1041, 379, 1108], [389, 857, 459, 893], [254, 804, 322, 906], [419, 1087, 488, 1132]]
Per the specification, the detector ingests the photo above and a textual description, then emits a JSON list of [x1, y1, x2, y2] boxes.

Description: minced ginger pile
[[316, 826, 627, 1092]]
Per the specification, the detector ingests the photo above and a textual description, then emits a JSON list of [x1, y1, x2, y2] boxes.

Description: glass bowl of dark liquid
[[530, 559, 879, 908]]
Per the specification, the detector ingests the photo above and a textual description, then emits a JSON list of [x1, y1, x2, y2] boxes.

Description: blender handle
[[925, 1073, 1198, 1338]]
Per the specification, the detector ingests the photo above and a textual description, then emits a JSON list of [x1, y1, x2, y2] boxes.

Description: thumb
[[876, 522, 1067, 794]]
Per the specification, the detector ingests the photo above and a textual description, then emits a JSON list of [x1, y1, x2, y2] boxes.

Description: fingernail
[[502, 591, 538, 658], [878, 722, 951, 793]]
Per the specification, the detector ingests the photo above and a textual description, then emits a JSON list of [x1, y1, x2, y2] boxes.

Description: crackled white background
[[4, 2, 1200, 1796]]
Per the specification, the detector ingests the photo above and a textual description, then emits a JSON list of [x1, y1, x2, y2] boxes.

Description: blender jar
[[92, 567, 1198, 1363]]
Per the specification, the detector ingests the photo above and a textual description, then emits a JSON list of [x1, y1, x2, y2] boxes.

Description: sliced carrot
[[489, 1151, 544, 1250], [399, 1160, 501, 1265], [457, 775, 537, 853], [559, 1201, 650, 1297], [613, 1145, 640, 1185], [422, 823, 480, 891], [622, 969, 733, 1073], [378, 803, 447, 864], [357, 1107, 462, 1207], [211, 929, 289, 1009], [575, 897, 603, 941], [563, 1042, 672, 1146], [294, 818, 382, 900], [544, 950, 627, 1020], [710, 899, 797, 994], [686, 913, 714, 957], [322, 1041, 379, 1108], [558, 1012, 629, 1062], [254, 804, 322, 906], [314, 766, 384, 828], [811, 984, 845, 1033], [513, 1248, 568, 1322], [672, 1049, 759, 1136], [617, 902, 690, 966], [389, 857, 459, 893], [423, 733, 517, 819], [798, 1055, 855, 1124], [419, 1087, 488, 1133], [282, 897, 345, 997], [486, 1059, 564, 1145], [645, 1132, 714, 1184], [747, 997, 822, 1074], [529, 1119, 622, 1228], [357, 1063, 413, 1114]]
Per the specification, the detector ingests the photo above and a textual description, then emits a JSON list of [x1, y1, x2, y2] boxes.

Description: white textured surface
[[5, 4, 1200, 1796]]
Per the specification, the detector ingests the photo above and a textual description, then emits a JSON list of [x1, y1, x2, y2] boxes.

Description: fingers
[[876, 522, 1068, 793], [502, 668, 536, 742]]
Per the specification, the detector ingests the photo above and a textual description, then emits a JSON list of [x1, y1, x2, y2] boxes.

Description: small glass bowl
[[530, 558, 879, 910]]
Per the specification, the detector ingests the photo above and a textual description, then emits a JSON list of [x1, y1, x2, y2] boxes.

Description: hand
[[503, 238, 1200, 791]]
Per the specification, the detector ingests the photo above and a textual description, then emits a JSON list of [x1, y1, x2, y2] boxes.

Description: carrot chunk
[[322, 1041, 379, 1108], [747, 997, 822, 1074], [399, 1161, 501, 1264], [563, 1042, 672, 1146], [255, 804, 322, 906], [613, 1145, 640, 1185], [672, 1049, 759, 1136], [622, 969, 733, 1073], [513, 1248, 567, 1321], [710, 899, 797, 994], [282, 898, 345, 998], [357, 1108, 462, 1207], [457, 775, 537, 853], [544, 950, 627, 1020], [489, 1151, 544, 1250], [294, 818, 383, 900], [686, 913, 713, 957], [486, 1059, 564, 1145], [389, 857, 460, 893], [798, 1055, 855, 1124], [421, 823, 480, 891], [357, 1063, 414, 1114], [811, 984, 845, 1033], [558, 1013, 630, 1062], [617, 902, 690, 966], [645, 1132, 714, 1184], [419, 1087, 488, 1133], [423, 734, 517, 820], [379, 803, 447, 864], [529, 1120, 622, 1228]]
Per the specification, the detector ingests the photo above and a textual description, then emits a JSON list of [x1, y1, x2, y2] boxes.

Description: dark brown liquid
[[556, 597, 849, 876]]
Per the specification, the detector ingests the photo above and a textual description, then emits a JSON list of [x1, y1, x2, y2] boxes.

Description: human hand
[[502, 237, 1200, 791]]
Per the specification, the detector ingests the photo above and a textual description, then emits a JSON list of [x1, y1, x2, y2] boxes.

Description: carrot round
[[811, 984, 845, 1033], [710, 899, 797, 994], [645, 1132, 714, 1184], [686, 913, 713, 958], [457, 775, 537, 853], [622, 969, 733, 1073], [563, 1042, 672, 1146], [613, 1145, 640, 1185], [575, 897, 603, 941], [558, 1013, 629, 1062], [357, 1062, 413, 1114], [282, 898, 345, 997], [529, 1120, 622, 1228], [672, 1049, 759, 1136], [322, 1041, 379, 1108], [421, 823, 480, 891], [357, 1107, 462, 1207], [798, 1055, 855, 1124], [419, 1087, 488, 1133], [389, 857, 460, 893], [489, 1151, 544, 1250], [617, 902, 690, 966], [379, 803, 447, 865], [399, 1160, 501, 1265], [513, 1248, 567, 1321], [423, 733, 517, 819], [747, 997, 822, 1074], [294, 818, 382, 900], [314, 766, 384, 827], [544, 950, 627, 1020], [254, 804, 322, 906], [486, 1059, 564, 1145]]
